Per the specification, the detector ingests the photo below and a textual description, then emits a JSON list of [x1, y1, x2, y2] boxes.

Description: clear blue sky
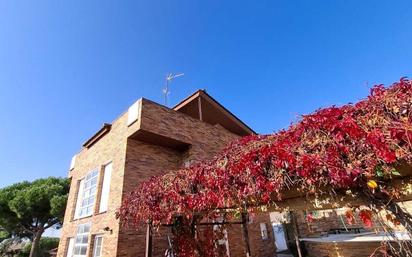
[[0, 0, 411, 188]]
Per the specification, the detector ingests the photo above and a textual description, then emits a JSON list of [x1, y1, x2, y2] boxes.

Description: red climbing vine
[[117, 78, 412, 256]]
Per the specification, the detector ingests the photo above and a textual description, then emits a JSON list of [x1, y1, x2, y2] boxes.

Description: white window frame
[[75, 170, 99, 219], [99, 162, 112, 213], [66, 237, 75, 257], [73, 224, 91, 257], [92, 235, 103, 257]]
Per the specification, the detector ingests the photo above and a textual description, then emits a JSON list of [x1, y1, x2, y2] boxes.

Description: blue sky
[[0, 0, 411, 188]]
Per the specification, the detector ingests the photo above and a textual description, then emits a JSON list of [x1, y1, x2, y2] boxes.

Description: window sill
[[94, 210, 108, 216], [72, 215, 93, 222]]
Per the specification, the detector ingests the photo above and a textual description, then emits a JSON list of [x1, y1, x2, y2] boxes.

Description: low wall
[[303, 241, 381, 257]]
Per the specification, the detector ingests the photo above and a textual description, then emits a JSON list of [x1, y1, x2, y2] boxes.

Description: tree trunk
[[29, 228, 44, 257]]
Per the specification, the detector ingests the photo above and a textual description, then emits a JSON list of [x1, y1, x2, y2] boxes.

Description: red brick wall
[[294, 204, 412, 239], [58, 97, 276, 257], [138, 99, 239, 164], [226, 213, 276, 257], [117, 100, 275, 257], [117, 139, 181, 257], [295, 209, 369, 238], [57, 113, 129, 257]]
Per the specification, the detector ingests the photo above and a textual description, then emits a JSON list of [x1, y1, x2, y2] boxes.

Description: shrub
[[18, 238, 59, 257], [0, 230, 10, 243]]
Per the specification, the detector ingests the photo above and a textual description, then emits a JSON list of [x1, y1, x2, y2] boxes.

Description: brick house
[[56, 90, 277, 257]]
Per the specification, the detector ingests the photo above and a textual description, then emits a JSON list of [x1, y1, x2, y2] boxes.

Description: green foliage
[[19, 238, 59, 257], [0, 238, 26, 256], [0, 182, 31, 237], [0, 229, 10, 242], [0, 177, 69, 238]]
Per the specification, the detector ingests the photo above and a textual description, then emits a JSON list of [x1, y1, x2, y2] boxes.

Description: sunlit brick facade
[[57, 91, 277, 257]]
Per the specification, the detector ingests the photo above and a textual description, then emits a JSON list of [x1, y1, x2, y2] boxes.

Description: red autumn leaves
[[345, 210, 356, 225], [117, 78, 412, 228], [359, 210, 374, 228]]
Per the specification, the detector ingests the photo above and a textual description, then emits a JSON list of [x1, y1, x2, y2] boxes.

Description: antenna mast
[[163, 72, 184, 106]]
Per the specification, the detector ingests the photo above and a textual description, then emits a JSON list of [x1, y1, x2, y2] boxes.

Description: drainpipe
[[145, 221, 153, 257]]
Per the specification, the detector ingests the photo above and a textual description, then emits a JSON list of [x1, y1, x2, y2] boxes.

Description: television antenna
[[162, 72, 184, 106]]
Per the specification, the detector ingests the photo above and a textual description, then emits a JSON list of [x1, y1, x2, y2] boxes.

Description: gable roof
[[173, 90, 255, 136]]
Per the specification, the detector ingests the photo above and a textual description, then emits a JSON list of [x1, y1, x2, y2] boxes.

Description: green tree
[[19, 237, 60, 257], [0, 177, 69, 257]]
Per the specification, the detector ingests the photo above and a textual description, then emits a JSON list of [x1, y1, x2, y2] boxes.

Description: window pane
[[83, 224, 90, 233], [93, 236, 103, 257], [74, 224, 90, 257]]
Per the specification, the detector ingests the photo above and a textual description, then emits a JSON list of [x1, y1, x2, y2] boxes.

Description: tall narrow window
[[99, 162, 112, 213], [92, 235, 103, 257], [75, 170, 99, 218], [66, 238, 74, 257], [74, 224, 90, 257]]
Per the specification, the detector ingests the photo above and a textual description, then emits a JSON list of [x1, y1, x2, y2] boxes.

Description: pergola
[[117, 78, 412, 257]]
